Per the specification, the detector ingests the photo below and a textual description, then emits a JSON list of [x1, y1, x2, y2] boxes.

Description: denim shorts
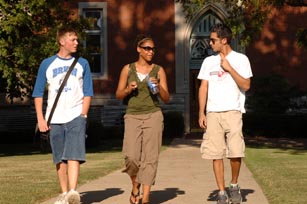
[[50, 115, 87, 164]]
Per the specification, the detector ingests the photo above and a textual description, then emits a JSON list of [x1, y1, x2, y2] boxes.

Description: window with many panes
[[190, 11, 222, 61], [78, 2, 107, 78], [189, 11, 222, 69]]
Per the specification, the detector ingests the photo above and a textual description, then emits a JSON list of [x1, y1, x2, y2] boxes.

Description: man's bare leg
[[213, 159, 225, 191]]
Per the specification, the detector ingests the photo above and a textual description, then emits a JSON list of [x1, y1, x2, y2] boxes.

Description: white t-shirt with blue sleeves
[[32, 55, 93, 124]]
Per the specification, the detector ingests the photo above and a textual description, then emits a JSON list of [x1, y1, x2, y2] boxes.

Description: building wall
[[72, 0, 181, 133], [71, 0, 176, 97], [247, 5, 307, 91]]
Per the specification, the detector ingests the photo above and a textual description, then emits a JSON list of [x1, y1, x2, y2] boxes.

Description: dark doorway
[[189, 69, 202, 132]]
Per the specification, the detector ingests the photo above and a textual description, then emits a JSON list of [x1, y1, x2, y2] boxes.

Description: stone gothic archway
[[175, 3, 228, 133]]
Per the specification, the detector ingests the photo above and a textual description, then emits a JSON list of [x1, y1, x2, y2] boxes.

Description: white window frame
[[78, 2, 108, 79]]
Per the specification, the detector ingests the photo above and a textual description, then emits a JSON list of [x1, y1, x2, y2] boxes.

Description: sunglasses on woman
[[139, 46, 156, 52]]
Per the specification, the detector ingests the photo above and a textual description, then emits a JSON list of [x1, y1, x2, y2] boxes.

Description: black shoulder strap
[[47, 57, 79, 125]]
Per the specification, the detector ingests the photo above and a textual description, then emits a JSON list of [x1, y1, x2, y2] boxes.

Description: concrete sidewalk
[[41, 138, 269, 204]]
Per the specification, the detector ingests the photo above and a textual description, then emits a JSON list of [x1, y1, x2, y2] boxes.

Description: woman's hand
[[148, 77, 158, 86], [127, 81, 138, 93]]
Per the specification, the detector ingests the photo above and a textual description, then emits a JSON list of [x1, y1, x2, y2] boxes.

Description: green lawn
[[0, 138, 172, 204], [0, 141, 124, 204], [1, 138, 306, 204], [245, 145, 307, 204]]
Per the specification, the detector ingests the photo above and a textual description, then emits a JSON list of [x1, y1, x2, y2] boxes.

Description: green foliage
[[244, 74, 307, 138], [0, 0, 89, 103], [297, 28, 307, 48], [176, 0, 287, 46]]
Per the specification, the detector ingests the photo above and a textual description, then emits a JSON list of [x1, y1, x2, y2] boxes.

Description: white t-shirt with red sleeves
[[197, 50, 253, 113]]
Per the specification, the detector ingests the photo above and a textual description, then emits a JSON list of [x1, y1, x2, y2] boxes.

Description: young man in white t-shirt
[[32, 26, 93, 204], [198, 23, 253, 204]]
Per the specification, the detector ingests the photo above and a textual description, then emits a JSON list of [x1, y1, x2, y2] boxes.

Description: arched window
[[189, 11, 222, 69]]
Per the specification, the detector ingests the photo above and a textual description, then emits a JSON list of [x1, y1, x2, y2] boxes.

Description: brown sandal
[[129, 185, 140, 204]]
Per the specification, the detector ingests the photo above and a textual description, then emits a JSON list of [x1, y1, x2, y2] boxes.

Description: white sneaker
[[66, 189, 80, 204], [54, 193, 67, 204]]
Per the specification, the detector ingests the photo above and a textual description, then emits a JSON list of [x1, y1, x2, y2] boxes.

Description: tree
[[0, 0, 88, 103], [297, 28, 307, 48], [176, 0, 306, 48]]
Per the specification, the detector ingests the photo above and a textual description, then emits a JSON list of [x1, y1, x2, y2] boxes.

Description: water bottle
[[148, 78, 159, 94]]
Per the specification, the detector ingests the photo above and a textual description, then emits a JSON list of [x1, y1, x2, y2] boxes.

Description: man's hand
[[38, 119, 49, 132], [198, 114, 207, 129], [220, 52, 232, 72]]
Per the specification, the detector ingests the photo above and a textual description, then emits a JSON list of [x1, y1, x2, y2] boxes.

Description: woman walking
[[116, 34, 169, 204]]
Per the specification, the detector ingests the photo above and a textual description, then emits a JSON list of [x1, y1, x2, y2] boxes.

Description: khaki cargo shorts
[[200, 111, 245, 159]]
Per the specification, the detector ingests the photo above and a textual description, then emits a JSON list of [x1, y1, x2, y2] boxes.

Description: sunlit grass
[[0, 147, 123, 204], [245, 147, 307, 204], [0, 138, 173, 204]]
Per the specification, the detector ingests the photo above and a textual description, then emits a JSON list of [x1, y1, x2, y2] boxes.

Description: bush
[[243, 112, 307, 138], [163, 111, 185, 138], [246, 74, 301, 114], [0, 130, 34, 144], [86, 111, 185, 144], [86, 121, 104, 148], [86, 121, 124, 148]]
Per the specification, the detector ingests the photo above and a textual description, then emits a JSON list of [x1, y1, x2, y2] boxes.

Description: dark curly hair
[[210, 23, 232, 44]]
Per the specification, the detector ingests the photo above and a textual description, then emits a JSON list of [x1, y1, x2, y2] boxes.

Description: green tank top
[[125, 63, 161, 114]]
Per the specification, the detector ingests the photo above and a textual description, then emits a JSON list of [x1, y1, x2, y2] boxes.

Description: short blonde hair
[[56, 26, 78, 45]]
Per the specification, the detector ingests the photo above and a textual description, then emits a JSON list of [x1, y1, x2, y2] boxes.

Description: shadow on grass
[[245, 136, 307, 154], [0, 139, 124, 157], [0, 137, 175, 157], [0, 143, 42, 157]]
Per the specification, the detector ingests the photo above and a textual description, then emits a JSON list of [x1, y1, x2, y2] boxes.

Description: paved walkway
[[41, 138, 269, 204]]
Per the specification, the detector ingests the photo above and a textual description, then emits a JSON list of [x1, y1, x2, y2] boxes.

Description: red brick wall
[[247, 5, 307, 91], [70, 0, 175, 94]]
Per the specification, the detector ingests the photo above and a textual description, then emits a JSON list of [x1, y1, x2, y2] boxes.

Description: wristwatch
[[80, 114, 87, 118]]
